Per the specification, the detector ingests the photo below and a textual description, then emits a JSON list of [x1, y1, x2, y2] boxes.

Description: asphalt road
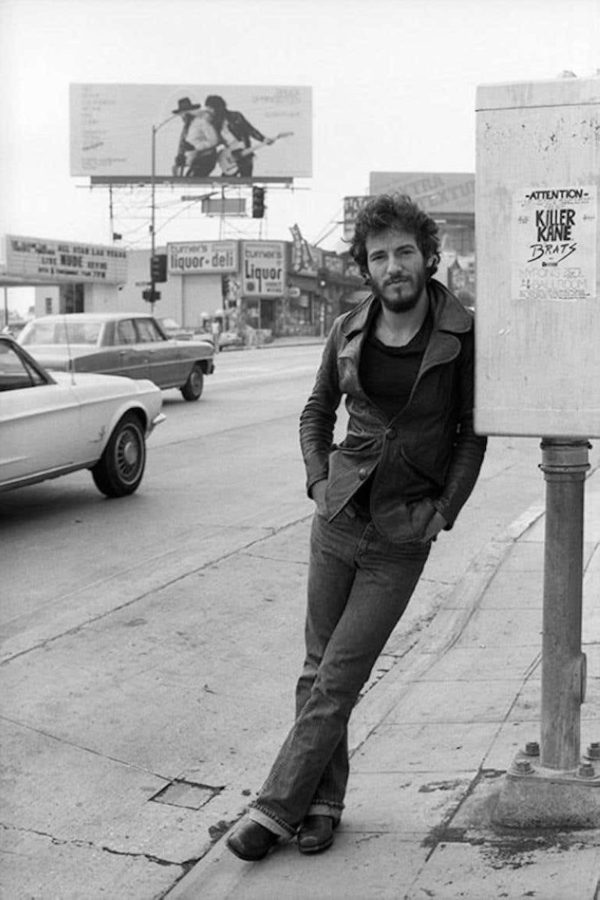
[[2, 344, 598, 898], [0, 344, 327, 659]]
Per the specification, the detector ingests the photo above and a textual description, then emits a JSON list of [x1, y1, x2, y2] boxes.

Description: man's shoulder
[[334, 293, 374, 335], [429, 280, 474, 334]]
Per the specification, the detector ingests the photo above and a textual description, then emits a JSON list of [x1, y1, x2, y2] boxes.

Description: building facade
[[18, 234, 365, 338]]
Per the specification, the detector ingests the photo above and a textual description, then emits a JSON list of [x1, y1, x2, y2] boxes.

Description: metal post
[[150, 123, 157, 315], [539, 438, 590, 769], [149, 114, 176, 315]]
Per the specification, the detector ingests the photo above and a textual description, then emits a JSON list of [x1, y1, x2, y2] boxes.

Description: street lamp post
[[150, 114, 176, 312]]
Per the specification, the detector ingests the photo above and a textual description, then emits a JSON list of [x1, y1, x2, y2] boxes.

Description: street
[[0, 344, 325, 658], [1, 343, 598, 899]]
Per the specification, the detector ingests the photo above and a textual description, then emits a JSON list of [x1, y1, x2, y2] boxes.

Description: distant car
[[218, 329, 244, 350], [18, 313, 215, 401], [0, 335, 165, 497], [157, 316, 199, 342]]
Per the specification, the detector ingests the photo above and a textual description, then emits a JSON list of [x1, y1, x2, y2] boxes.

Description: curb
[[162, 499, 546, 899]]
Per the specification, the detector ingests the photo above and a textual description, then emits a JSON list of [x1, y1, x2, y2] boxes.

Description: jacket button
[[358, 467, 368, 480], [385, 427, 397, 440]]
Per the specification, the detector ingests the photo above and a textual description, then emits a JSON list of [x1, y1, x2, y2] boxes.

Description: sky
[[1, 0, 599, 313]]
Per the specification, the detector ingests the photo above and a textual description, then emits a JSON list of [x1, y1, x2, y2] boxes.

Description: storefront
[[15, 232, 362, 338], [2, 235, 128, 316]]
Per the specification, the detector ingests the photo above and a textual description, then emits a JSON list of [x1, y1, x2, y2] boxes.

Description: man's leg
[[294, 511, 360, 820], [250, 518, 431, 834]]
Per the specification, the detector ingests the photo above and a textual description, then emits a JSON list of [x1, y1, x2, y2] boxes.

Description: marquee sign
[[4, 235, 127, 284]]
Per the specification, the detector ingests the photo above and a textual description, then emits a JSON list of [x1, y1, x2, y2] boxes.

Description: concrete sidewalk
[[168, 470, 600, 899]]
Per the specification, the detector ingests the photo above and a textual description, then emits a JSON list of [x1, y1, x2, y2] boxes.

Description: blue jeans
[[249, 506, 431, 837]]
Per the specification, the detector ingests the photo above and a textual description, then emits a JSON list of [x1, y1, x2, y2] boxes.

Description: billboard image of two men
[[70, 84, 311, 181]]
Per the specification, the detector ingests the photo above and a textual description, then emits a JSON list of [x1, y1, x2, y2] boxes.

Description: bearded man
[[226, 193, 487, 862]]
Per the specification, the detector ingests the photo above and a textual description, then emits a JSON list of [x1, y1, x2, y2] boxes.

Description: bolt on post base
[[493, 748, 600, 829]]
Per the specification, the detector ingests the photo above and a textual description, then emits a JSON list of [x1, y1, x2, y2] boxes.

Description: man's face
[[365, 228, 431, 313]]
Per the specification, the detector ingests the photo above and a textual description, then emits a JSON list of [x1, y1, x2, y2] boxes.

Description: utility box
[[475, 77, 600, 437]]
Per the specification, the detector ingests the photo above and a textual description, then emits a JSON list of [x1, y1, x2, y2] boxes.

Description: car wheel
[[91, 412, 146, 497], [181, 363, 204, 401]]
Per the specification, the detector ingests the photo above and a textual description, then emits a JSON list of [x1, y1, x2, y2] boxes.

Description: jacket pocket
[[408, 497, 437, 540]]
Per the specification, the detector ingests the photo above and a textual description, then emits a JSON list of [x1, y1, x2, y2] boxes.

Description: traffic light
[[251, 186, 266, 219], [150, 253, 167, 283]]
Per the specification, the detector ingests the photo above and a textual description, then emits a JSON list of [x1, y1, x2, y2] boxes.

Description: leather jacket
[[299, 280, 487, 543]]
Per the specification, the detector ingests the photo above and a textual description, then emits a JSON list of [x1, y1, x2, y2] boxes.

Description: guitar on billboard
[[216, 132, 294, 177]]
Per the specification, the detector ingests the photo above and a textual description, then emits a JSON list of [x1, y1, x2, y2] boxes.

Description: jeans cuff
[[308, 800, 344, 821], [248, 804, 295, 838]]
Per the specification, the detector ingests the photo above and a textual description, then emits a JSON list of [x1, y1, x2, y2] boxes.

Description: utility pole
[[150, 114, 176, 313]]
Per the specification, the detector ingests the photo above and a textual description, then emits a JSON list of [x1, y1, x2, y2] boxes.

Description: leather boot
[[226, 819, 279, 861], [297, 814, 336, 854]]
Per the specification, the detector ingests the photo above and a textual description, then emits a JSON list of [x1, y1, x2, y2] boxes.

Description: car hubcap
[[117, 428, 141, 479]]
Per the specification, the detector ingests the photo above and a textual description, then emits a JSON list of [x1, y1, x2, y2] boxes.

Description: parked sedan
[[0, 336, 164, 497], [18, 313, 215, 401]]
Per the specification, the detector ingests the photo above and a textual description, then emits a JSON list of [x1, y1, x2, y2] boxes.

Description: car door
[[103, 319, 150, 381], [133, 317, 182, 388], [0, 342, 83, 485]]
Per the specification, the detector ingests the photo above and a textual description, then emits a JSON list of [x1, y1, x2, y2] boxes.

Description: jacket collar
[[340, 278, 472, 339]]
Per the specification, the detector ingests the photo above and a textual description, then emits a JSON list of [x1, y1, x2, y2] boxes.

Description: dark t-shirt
[[358, 308, 432, 420], [353, 308, 432, 512]]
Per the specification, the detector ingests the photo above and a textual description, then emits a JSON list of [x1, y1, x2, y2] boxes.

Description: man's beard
[[373, 271, 428, 313], [378, 290, 421, 314]]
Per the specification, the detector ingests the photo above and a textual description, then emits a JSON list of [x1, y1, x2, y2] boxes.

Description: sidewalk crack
[[0, 822, 192, 869]]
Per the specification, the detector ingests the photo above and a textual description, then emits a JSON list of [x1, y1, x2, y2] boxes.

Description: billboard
[[344, 173, 475, 240], [4, 235, 127, 284], [242, 242, 285, 297], [70, 84, 312, 181], [167, 241, 238, 275], [369, 172, 475, 212]]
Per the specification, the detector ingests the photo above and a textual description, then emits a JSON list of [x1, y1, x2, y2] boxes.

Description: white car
[[0, 335, 165, 497]]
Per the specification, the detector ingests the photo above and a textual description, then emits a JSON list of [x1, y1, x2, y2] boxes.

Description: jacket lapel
[[337, 280, 472, 402]]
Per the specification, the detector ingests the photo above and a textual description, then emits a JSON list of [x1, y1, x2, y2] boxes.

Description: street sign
[[202, 198, 247, 217]]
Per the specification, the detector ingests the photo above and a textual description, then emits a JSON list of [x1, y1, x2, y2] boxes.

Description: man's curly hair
[[349, 194, 441, 280]]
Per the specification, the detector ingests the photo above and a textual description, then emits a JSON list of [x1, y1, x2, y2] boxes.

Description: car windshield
[[21, 320, 102, 346]]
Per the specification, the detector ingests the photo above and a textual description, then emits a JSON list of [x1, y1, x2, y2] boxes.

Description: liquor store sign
[[167, 241, 238, 275], [5, 235, 127, 284], [242, 242, 285, 297]]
